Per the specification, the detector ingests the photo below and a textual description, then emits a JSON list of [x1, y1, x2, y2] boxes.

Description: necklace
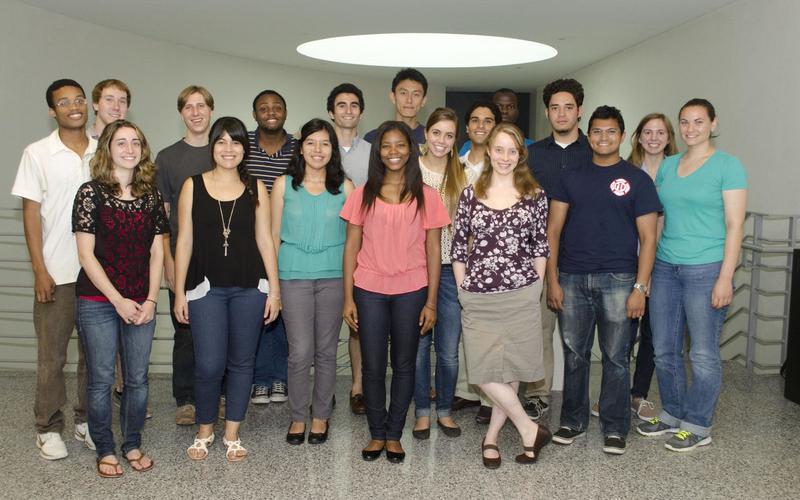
[[217, 199, 236, 257]]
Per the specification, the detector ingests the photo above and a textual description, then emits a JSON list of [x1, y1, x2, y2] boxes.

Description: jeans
[[414, 266, 461, 418], [558, 272, 636, 437], [650, 260, 727, 437], [189, 287, 266, 424], [169, 290, 194, 406], [77, 299, 154, 458], [253, 315, 288, 387], [355, 286, 427, 440], [630, 298, 655, 399]]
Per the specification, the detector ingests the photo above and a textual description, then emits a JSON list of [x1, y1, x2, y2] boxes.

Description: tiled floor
[[1, 362, 798, 499]]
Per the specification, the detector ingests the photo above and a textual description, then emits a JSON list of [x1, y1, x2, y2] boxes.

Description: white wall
[[0, 0, 444, 370], [540, 0, 800, 372]]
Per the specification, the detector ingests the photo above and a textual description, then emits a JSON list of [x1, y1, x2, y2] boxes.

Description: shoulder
[[712, 150, 744, 168], [155, 139, 186, 162], [77, 180, 99, 196]]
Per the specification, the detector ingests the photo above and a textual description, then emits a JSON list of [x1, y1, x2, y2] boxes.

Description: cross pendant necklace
[[218, 199, 237, 257]]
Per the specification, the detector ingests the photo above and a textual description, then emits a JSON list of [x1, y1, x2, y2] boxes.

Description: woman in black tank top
[[173, 117, 280, 462]]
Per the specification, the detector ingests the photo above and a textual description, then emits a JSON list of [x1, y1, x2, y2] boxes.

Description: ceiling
[[21, 0, 739, 90]]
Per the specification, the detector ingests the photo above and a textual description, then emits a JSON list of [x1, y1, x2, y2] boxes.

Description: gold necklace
[[218, 199, 236, 257]]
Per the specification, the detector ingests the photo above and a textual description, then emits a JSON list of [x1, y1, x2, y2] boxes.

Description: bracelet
[[145, 298, 157, 306]]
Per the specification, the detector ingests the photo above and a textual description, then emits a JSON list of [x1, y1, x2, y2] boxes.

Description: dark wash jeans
[[355, 286, 427, 441], [77, 299, 154, 458], [168, 290, 194, 406], [558, 272, 636, 438]]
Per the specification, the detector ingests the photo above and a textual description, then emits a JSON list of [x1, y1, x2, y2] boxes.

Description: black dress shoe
[[350, 393, 367, 415], [362, 445, 384, 461], [412, 427, 430, 440], [475, 405, 492, 424], [452, 397, 481, 412], [286, 424, 305, 445], [515, 424, 552, 464], [385, 447, 406, 463], [437, 419, 462, 438], [307, 422, 329, 445]]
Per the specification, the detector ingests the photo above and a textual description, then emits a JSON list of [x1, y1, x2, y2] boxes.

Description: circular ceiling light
[[297, 33, 557, 68]]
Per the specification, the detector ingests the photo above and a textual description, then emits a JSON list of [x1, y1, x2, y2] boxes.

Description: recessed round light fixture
[[297, 33, 557, 68]]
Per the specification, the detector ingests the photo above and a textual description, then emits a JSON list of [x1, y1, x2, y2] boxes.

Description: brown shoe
[[452, 397, 481, 412], [350, 393, 367, 415], [175, 404, 195, 426]]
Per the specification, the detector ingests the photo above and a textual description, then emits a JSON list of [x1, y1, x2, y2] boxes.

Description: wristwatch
[[633, 283, 649, 295]]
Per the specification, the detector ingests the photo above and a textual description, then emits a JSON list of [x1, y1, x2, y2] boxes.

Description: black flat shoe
[[412, 427, 430, 440], [437, 419, 462, 438], [385, 440, 405, 463], [482, 439, 501, 469], [286, 424, 305, 445], [362, 444, 384, 461], [515, 424, 552, 464], [307, 422, 329, 445]]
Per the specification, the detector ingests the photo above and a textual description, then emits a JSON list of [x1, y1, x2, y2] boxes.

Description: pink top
[[340, 185, 450, 295]]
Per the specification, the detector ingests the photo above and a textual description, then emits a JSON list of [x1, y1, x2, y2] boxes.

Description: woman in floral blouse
[[451, 123, 551, 469]]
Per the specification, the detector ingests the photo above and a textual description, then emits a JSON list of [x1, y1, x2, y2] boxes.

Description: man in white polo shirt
[[12, 79, 97, 460]]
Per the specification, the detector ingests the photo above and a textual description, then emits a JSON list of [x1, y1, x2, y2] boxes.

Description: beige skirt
[[458, 281, 544, 385]]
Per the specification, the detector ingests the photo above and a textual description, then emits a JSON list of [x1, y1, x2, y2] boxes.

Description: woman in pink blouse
[[341, 121, 450, 463]]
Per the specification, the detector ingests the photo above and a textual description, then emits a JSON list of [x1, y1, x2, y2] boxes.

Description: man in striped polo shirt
[[247, 89, 296, 405]]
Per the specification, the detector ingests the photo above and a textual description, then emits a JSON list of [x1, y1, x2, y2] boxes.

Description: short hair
[[464, 100, 502, 126], [252, 89, 286, 111], [46, 79, 84, 109], [588, 105, 625, 132], [391, 68, 428, 96], [326, 83, 365, 114], [542, 78, 584, 107], [493, 88, 518, 100], [177, 85, 214, 112], [92, 79, 131, 107]]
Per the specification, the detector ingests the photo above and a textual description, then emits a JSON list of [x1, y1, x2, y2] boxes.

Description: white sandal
[[187, 433, 215, 461], [222, 436, 248, 462]]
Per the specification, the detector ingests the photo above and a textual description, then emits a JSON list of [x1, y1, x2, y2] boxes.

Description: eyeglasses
[[55, 97, 87, 108]]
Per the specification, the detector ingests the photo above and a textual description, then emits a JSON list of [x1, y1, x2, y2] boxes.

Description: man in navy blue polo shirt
[[546, 105, 660, 455]]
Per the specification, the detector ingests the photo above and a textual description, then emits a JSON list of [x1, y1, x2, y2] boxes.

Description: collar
[[46, 129, 97, 157], [541, 129, 588, 149]]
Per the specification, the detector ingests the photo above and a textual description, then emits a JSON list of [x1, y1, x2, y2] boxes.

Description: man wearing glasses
[[12, 79, 97, 460]]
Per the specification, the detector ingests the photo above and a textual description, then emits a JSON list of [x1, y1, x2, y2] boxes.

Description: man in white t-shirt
[[12, 79, 97, 460]]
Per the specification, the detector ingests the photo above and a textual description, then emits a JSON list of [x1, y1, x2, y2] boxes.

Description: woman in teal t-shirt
[[271, 119, 354, 446], [637, 99, 747, 452]]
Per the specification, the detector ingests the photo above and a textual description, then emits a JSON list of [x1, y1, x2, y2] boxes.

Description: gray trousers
[[281, 278, 343, 422]]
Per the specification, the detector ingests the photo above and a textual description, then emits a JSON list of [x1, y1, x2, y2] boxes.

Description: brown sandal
[[96, 456, 124, 478], [125, 450, 154, 472]]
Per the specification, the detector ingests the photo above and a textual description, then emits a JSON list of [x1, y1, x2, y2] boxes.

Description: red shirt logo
[[609, 178, 630, 196]]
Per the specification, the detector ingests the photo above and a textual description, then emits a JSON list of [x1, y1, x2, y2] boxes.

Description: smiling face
[[49, 86, 88, 130], [380, 129, 411, 172], [467, 107, 497, 146], [253, 94, 287, 133], [93, 85, 128, 127], [213, 131, 245, 170], [545, 91, 581, 134], [180, 92, 212, 136], [110, 126, 142, 171], [329, 92, 362, 131], [679, 106, 717, 147], [488, 131, 520, 177], [389, 79, 426, 121], [302, 129, 333, 171], [638, 118, 669, 156], [425, 119, 456, 160], [588, 117, 625, 160]]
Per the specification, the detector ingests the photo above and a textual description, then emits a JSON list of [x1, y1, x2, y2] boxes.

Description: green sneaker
[[636, 417, 678, 437], [665, 430, 712, 452]]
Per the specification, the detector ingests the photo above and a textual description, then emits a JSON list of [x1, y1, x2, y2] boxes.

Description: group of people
[[12, 67, 746, 476]]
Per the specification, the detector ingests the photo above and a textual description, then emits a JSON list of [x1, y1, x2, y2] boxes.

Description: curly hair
[[90, 120, 157, 198]]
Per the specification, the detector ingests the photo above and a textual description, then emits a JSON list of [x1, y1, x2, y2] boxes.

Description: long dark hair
[[286, 119, 345, 194], [362, 121, 424, 214], [208, 116, 258, 206]]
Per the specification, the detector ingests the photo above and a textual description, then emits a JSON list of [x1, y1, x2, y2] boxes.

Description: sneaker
[[475, 405, 492, 424], [175, 404, 196, 426], [631, 397, 658, 420], [74, 422, 96, 451], [552, 427, 585, 445], [523, 397, 549, 421], [269, 382, 288, 403], [591, 401, 599, 417], [250, 385, 270, 405], [603, 435, 626, 455], [665, 430, 712, 452], [636, 417, 679, 437], [36, 432, 68, 460]]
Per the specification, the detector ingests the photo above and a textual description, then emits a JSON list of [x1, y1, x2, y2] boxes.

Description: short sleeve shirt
[[656, 150, 747, 264], [340, 185, 450, 295], [340, 136, 371, 187]]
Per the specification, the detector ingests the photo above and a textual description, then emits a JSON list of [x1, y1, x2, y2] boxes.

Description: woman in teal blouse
[[271, 119, 354, 445]]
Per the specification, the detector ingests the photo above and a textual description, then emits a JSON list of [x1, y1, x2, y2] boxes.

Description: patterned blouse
[[451, 185, 549, 294]]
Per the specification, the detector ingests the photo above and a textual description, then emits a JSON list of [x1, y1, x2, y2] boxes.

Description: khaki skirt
[[458, 281, 544, 385]]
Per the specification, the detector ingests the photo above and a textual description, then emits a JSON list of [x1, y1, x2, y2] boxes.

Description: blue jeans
[[355, 286, 427, 440], [558, 272, 636, 437], [77, 299, 154, 459], [650, 260, 727, 437], [253, 315, 288, 387], [414, 266, 461, 418], [189, 287, 266, 424], [630, 298, 655, 399]]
